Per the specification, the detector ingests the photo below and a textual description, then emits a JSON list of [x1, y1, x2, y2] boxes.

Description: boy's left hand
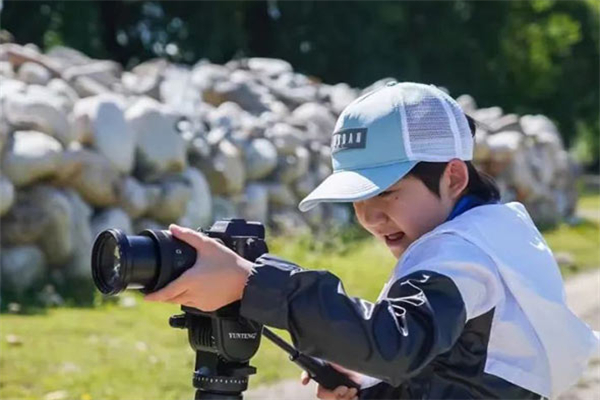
[[143, 224, 254, 311]]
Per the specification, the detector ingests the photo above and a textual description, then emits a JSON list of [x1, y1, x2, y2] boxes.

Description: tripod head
[[170, 302, 262, 399]]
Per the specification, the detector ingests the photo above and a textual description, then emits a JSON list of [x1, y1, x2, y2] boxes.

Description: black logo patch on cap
[[331, 128, 368, 153]]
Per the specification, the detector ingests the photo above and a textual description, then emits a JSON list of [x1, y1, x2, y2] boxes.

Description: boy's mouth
[[384, 231, 404, 246]]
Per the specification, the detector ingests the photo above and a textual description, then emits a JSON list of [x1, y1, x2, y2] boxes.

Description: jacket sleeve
[[239, 253, 468, 386]]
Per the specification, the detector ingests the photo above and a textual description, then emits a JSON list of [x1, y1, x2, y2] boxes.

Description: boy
[[145, 82, 599, 399]]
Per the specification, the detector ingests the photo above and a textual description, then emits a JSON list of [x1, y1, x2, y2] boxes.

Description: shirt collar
[[445, 194, 498, 222]]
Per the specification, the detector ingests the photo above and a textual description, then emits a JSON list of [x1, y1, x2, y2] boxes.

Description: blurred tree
[[1, 0, 598, 168]]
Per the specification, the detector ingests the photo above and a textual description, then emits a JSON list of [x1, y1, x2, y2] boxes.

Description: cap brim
[[298, 160, 419, 212]]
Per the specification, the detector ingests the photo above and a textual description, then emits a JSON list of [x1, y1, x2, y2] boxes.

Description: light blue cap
[[298, 82, 473, 212]]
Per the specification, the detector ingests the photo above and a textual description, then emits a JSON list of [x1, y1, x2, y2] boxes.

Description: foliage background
[[1, 0, 598, 169]]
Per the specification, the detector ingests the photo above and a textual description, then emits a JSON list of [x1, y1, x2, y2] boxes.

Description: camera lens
[[91, 229, 196, 295], [92, 230, 159, 295]]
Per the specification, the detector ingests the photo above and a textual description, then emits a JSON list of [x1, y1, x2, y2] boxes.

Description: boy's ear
[[443, 159, 469, 200]]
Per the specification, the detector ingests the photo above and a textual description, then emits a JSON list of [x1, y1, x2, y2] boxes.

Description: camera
[[91, 219, 268, 296]]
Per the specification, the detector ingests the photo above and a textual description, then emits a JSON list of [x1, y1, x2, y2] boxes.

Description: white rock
[[520, 114, 563, 147], [291, 102, 336, 138], [30, 186, 74, 266], [284, 146, 311, 184], [0, 174, 15, 216], [47, 78, 79, 111], [72, 94, 135, 173], [91, 208, 133, 238], [191, 62, 230, 92], [57, 148, 120, 207], [117, 176, 150, 219], [472, 106, 503, 126], [326, 83, 358, 115], [17, 62, 51, 85], [63, 60, 121, 88], [123, 58, 168, 99], [203, 140, 246, 195], [294, 172, 317, 199], [456, 94, 478, 114], [71, 76, 110, 98], [264, 122, 304, 155], [267, 183, 297, 207], [212, 196, 238, 221], [239, 183, 269, 222], [1, 130, 63, 187], [0, 61, 14, 78], [126, 97, 187, 180], [0, 190, 49, 246], [62, 189, 94, 278], [246, 58, 293, 78], [270, 208, 309, 233], [5, 88, 72, 145], [244, 138, 278, 180], [0, 245, 46, 295], [147, 180, 192, 224], [178, 168, 213, 229], [486, 131, 524, 164]]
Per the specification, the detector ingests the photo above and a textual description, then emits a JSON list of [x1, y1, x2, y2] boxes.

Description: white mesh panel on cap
[[402, 85, 457, 160], [451, 103, 474, 160]]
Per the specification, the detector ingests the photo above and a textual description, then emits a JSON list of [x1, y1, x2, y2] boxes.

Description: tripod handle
[[291, 353, 361, 391]]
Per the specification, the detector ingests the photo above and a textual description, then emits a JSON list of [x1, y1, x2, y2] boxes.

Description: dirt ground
[[246, 268, 600, 400]]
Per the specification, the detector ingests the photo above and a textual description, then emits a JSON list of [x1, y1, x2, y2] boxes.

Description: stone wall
[[0, 43, 579, 305]]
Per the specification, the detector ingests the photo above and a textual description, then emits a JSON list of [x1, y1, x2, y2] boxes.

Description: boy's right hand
[[300, 362, 360, 400]]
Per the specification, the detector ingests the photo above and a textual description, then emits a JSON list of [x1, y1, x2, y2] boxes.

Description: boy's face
[[352, 160, 468, 260]]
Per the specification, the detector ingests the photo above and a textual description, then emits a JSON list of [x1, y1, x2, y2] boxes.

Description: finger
[[316, 385, 336, 399], [333, 386, 349, 398], [300, 371, 311, 385], [169, 224, 211, 250], [144, 268, 192, 302], [346, 388, 358, 399], [163, 289, 190, 304]]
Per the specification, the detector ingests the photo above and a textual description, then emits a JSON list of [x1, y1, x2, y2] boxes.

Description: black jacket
[[239, 253, 546, 399]]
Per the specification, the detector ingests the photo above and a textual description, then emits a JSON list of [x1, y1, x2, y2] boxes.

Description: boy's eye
[[378, 190, 393, 198]]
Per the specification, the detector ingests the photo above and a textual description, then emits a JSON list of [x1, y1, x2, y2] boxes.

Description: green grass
[[1, 193, 599, 400]]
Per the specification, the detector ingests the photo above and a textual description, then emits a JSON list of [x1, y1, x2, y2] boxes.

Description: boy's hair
[[408, 114, 501, 202]]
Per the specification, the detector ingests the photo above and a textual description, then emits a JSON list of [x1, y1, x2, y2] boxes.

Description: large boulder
[[91, 208, 133, 238], [126, 97, 187, 180], [202, 140, 246, 196], [147, 179, 192, 225], [291, 102, 336, 138], [204, 70, 272, 115], [71, 94, 135, 173], [62, 189, 94, 278], [4, 87, 72, 145], [0, 245, 46, 295], [63, 60, 121, 88], [17, 61, 51, 85], [264, 122, 305, 155], [239, 183, 269, 222], [30, 186, 74, 266], [0, 174, 15, 216], [123, 58, 168, 99], [0, 190, 50, 246], [56, 148, 121, 207], [277, 146, 311, 184], [244, 138, 278, 180], [1, 130, 63, 187], [117, 176, 150, 219], [178, 168, 213, 229]]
